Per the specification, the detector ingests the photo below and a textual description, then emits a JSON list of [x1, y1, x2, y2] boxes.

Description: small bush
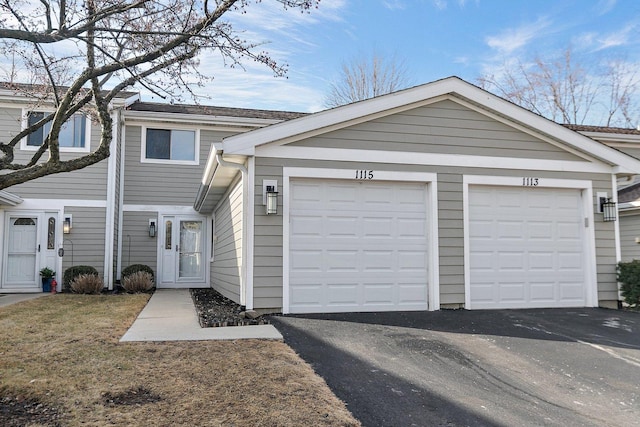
[[122, 271, 154, 293], [122, 264, 155, 282], [70, 274, 104, 294], [617, 260, 640, 308], [63, 265, 99, 292]]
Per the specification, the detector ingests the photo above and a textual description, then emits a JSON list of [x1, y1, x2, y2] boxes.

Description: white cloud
[[594, 23, 637, 51], [382, 0, 406, 10], [485, 17, 552, 55]]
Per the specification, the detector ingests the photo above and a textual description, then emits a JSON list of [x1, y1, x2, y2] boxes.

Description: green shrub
[[122, 264, 154, 281], [617, 260, 640, 308], [122, 271, 154, 293], [70, 274, 104, 294], [63, 265, 99, 292]]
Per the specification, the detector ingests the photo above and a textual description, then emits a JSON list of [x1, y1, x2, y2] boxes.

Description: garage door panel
[[469, 186, 587, 309], [291, 215, 323, 238], [289, 179, 429, 313]]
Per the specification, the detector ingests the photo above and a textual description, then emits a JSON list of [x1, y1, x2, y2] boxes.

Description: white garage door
[[288, 179, 429, 313], [468, 186, 587, 309]]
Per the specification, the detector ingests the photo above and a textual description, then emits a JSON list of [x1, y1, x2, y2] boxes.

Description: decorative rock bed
[[190, 288, 270, 327]]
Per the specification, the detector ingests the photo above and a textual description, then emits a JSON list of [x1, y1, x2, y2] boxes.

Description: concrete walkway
[[120, 289, 282, 342], [0, 293, 50, 308]]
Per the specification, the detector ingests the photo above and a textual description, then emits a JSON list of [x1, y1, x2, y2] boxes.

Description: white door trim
[[282, 167, 439, 314], [462, 175, 598, 309], [156, 213, 209, 289]]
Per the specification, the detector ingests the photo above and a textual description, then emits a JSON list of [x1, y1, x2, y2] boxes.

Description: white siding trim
[[245, 157, 255, 309], [462, 175, 598, 309], [281, 167, 440, 313], [613, 174, 622, 300], [116, 125, 127, 281], [123, 204, 198, 213], [18, 199, 106, 209], [256, 146, 613, 174], [104, 109, 120, 289]]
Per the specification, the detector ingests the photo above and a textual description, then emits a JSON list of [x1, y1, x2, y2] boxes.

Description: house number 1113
[[522, 177, 539, 186], [355, 170, 374, 180]]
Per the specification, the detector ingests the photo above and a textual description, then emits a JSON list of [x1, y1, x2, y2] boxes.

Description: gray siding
[[123, 126, 235, 205], [211, 175, 243, 303], [121, 211, 158, 277], [620, 212, 640, 262], [62, 207, 106, 276], [613, 146, 640, 160], [252, 157, 618, 311], [2, 106, 109, 199], [289, 100, 583, 161]]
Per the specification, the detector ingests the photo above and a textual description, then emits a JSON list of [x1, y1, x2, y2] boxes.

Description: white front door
[[2, 213, 43, 290], [158, 215, 206, 288]]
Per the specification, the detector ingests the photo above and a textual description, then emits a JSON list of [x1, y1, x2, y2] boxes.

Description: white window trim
[[140, 125, 200, 165], [20, 109, 91, 153]]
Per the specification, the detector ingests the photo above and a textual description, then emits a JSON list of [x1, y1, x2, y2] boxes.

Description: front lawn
[[0, 294, 359, 426]]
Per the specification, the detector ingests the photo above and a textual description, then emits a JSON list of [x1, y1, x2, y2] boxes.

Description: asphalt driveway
[[270, 308, 640, 427]]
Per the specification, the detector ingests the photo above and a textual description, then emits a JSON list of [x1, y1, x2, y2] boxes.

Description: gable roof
[[221, 76, 640, 175]]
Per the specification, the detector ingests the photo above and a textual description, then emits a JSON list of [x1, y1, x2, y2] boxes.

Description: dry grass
[[0, 294, 360, 426]]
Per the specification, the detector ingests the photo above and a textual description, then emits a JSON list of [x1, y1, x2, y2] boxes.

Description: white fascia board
[[577, 131, 640, 145], [0, 190, 23, 206], [224, 76, 640, 174], [123, 110, 283, 129]]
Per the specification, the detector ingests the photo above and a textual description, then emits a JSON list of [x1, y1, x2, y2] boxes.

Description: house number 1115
[[355, 170, 374, 180]]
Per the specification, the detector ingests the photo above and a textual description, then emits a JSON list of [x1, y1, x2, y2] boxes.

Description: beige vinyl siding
[[288, 100, 583, 161], [252, 157, 618, 310], [3, 107, 109, 199], [120, 211, 158, 277], [211, 175, 243, 303], [123, 127, 234, 205], [62, 207, 106, 276], [620, 212, 640, 262]]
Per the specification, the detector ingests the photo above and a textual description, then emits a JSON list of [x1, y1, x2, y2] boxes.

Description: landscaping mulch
[[190, 288, 271, 327]]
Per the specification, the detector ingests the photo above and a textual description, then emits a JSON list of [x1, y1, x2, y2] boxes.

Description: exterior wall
[[211, 174, 243, 303], [62, 207, 107, 277], [620, 211, 640, 262], [288, 100, 583, 161], [2, 106, 109, 199], [612, 146, 640, 160], [123, 126, 232, 205], [252, 157, 617, 311], [120, 211, 158, 277]]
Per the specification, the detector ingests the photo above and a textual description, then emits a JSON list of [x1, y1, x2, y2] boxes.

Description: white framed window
[[141, 127, 199, 165], [21, 111, 90, 152]]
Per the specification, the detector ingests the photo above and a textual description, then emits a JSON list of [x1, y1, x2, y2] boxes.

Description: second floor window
[[26, 112, 87, 149], [145, 128, 197, 163]]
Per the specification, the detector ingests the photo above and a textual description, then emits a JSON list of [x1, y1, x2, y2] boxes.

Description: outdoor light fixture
[[601, 198, 617, 222], [63, 215, 72, 234], [149, 219, 157, 237], [266, 186, 278, 215]]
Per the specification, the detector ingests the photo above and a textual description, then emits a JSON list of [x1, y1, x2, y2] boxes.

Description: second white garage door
[[288, 179, 429, 313], [468, 185, 588, 309]]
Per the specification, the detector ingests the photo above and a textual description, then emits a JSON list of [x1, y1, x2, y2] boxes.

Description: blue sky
[[135, 1, 640, 113]]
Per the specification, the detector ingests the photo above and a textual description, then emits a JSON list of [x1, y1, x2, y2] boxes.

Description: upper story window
[[142, 128, 199, 165], [22, 111, 90, 152]]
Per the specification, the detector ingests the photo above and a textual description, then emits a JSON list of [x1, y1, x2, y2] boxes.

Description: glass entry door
[[159, 215, 205, 287]]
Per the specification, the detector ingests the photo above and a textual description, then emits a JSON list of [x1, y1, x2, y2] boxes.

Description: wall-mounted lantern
[[601, 198, 617, 222], [263, 180, 278, 215], [63, 215, 72, 234], [266, 186, 278, 215], [149, 219, 157, 237]]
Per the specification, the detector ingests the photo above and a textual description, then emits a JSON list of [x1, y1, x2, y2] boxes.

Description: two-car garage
[[284, 173, 595, 314]]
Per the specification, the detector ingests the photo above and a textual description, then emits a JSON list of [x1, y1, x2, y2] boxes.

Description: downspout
[[214, 152, 251, 308]]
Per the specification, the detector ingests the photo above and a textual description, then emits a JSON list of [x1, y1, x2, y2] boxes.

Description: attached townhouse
[[2, 77, 640, 314]]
